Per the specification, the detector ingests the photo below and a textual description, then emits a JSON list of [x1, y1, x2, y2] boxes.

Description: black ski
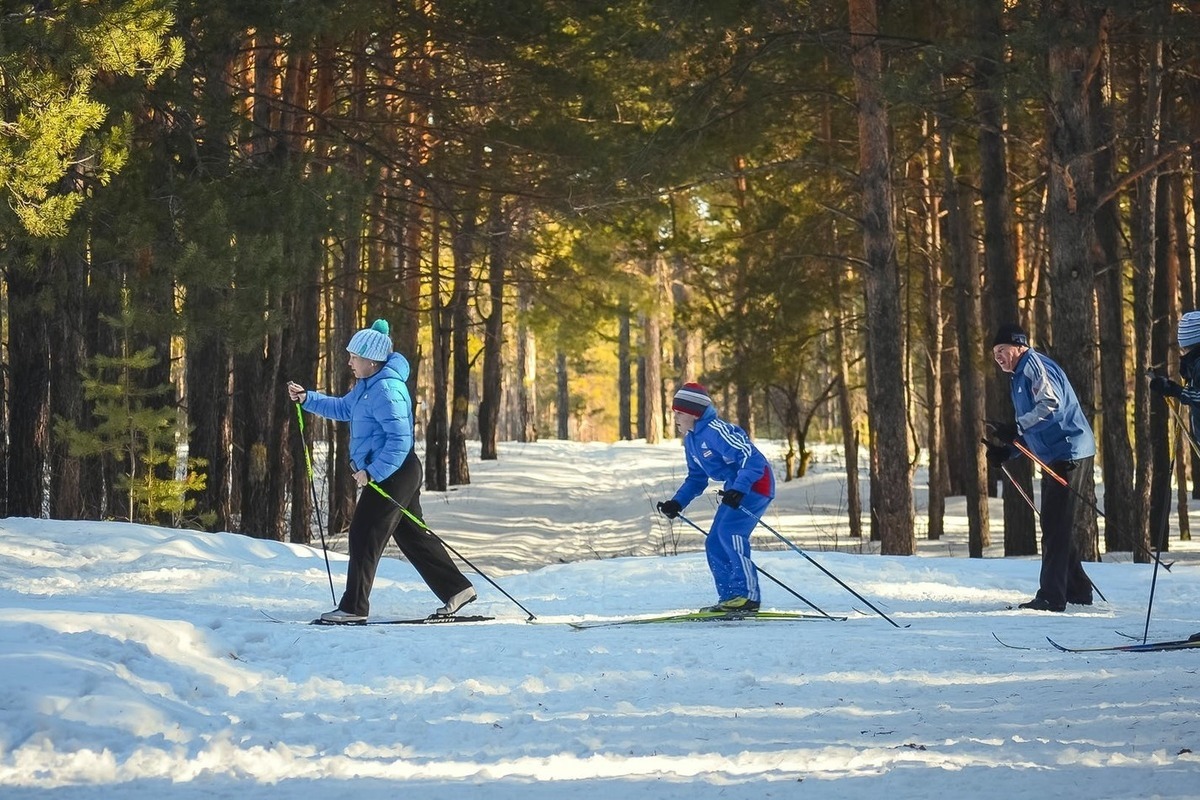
[[1046, 634, 1200, 653], [312, 614, 494, 626], [259, 610, 493, 626]]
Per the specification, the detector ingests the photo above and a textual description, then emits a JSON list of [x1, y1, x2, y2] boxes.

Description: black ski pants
[[338, 451, 472, 617], [1036, 455, 1094, 608]]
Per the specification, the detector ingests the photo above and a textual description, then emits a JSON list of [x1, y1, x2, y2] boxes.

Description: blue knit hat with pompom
[[347, 319, 392, 362]]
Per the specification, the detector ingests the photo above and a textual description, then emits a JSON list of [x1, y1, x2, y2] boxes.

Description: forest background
[[2, 0, 1198, 565]]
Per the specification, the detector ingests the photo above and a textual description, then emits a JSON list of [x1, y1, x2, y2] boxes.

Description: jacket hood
[[378, 351, 410, 383]]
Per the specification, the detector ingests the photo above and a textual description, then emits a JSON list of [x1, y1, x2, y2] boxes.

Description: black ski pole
[[363, 478, 537, 621], [1008, 438, 1169, 575], [1144, 393, 1186, 643], [984, 443, 1113, 599], [724, 497, 906, 628], [295, 403, 337, 605], [674, 511, 841, 621]]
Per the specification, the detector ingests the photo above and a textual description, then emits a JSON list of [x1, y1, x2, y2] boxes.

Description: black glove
[[1149, 374, 1182, 397], [985, 442, 1014, 468], [657, 499, 682, 519], [986, 420, 1019, 443], [720, 490, 745, 509]]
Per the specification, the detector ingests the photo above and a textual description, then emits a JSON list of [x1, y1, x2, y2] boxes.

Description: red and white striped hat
[[672, 382, 713, 417]]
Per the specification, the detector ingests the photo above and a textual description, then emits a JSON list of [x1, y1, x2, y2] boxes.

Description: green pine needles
[[55, 323, 210, 528]]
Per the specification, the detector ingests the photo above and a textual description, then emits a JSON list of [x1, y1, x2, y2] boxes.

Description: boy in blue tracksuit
[[986, 323, 1095, 612], [657, 383, 775, 612], [287, 319, 474, 623]]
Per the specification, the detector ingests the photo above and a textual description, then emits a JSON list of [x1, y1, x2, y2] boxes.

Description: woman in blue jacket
[[987, 323, 1095, 612], [657, 383, 775, 612], [287, 320, 475, 623]]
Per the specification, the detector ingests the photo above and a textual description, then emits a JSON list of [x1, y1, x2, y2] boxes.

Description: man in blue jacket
[[288, 319, 475, 623], [986, 323, 1095, 612], [657, 383, 775, 612]]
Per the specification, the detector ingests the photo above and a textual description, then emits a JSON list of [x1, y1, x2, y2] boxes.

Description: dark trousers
[[339, 451, 472, 616], [1036, 455, 1094, 607]]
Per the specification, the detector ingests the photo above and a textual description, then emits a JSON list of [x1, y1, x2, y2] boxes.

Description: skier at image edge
[[1149, 309, 1200, 644], [656, 382, 775, 614]]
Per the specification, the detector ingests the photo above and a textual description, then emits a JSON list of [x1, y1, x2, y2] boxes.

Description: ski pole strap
[[294, 402, 315, 479]]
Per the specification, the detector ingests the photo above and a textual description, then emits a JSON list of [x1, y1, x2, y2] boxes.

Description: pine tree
[[55, 309, 209, 527]]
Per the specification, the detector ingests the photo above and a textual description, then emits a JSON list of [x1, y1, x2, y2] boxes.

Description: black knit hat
[[992, 323, 1029, 348]]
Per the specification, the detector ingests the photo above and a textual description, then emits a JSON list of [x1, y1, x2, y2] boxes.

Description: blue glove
[[657, 500, 682, 519], [720, 490, 745, 509]]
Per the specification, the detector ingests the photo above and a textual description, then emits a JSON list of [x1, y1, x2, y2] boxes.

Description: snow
[[2, 439, 1199, 799]]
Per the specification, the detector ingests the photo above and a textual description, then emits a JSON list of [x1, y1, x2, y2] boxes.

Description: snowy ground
[[2, 440, 1199, 799]]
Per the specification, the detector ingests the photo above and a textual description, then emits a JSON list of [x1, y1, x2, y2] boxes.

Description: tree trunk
[[516, 281, 538, 443], [478, 199, 507, 461], [939, 115, 990, 557], [849, 0, 914, 555], [1091, 23, 1137, 557], [48, 245, 100, 519], [1131, 19, 1164, 565], [6, 257, 51, 517], [619, 306, 633, 440], [448, 202, 475, 486], [426, 211, 449, 491], [832, 256, 862, 540], [974, 0, 1036, 555], [1045, 0, 1102, 562], [913, 114, 943, 541], [556, 349, 569, 439]]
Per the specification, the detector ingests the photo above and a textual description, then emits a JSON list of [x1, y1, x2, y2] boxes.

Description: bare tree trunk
[[478, 199, 507, 461], [822, 98, 863, 539], [939, 112, 990, 557], [1132, 18, 1164, 564], [516, 281, 538, 443], [849, 0, 914, 554], [1091, 21, 1137, 557], [448, 203, 475, 486], [914, 115, 944, 541], [426, 210, 449, 492], [619, 306, 633, 440], [7, 256, 51, 517], [556, 349, 569, 439], [48, 246, 98, 519], [832, 257, 862, 540], [642, 264, 664, 445], [1045, 0, 1102, 562], [974, 0, 1036, 555]]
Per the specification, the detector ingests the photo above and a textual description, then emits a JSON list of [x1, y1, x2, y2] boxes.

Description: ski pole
[[985, 444, 1109, 602], [1009, 438, 1170, 573], [1163, 394, 1200, 462], [1143, 445, 1175, 644], [295, 403, 337, 605], [723, 496, 906, 628], [674, 511, 841, 621], [362, 476, 537, 621]]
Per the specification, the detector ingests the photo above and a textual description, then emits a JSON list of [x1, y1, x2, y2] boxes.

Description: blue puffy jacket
[[1009, 348, 1095, 464], [672, 406, 775, 508], [301, 352, 414, 482]]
